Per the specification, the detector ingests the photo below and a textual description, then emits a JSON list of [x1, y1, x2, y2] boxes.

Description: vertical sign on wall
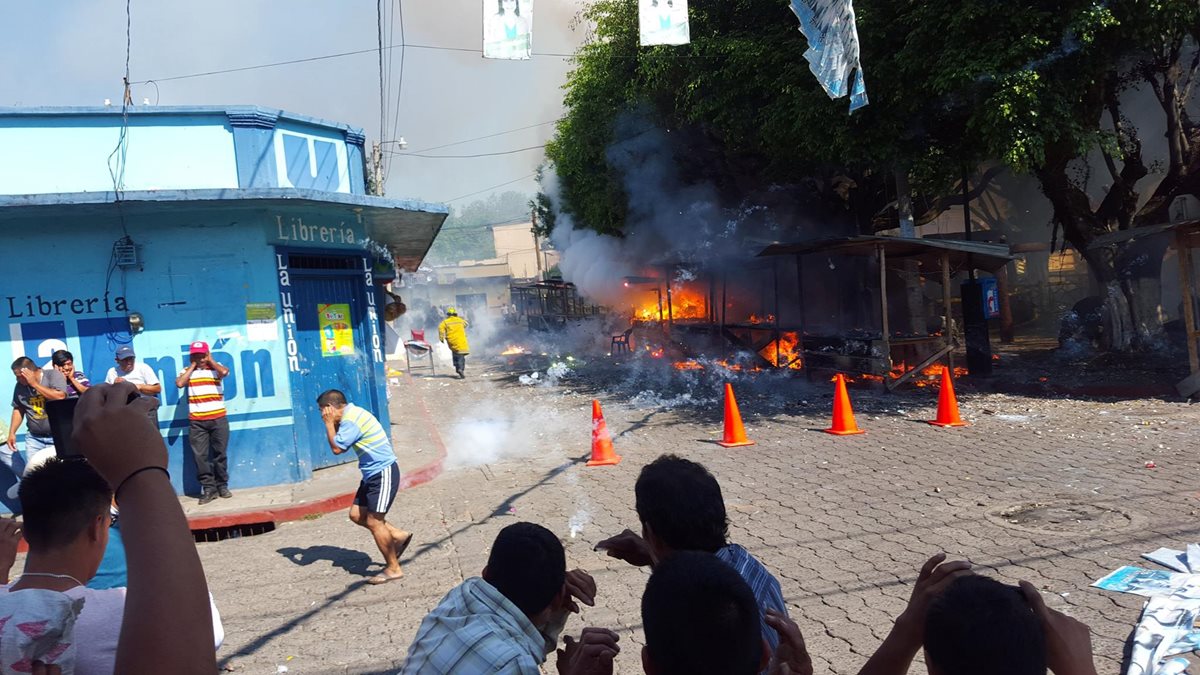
[[639, 0, 690, 46], [363, 258, 384, 364], [276, 254, 300, 372], [483, 0, 533, 60]]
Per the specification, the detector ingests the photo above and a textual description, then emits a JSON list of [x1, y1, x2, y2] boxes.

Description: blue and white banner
[[483, 0, 533, 60], [789, 0, 868, 112], [639, 0, 690, 46]]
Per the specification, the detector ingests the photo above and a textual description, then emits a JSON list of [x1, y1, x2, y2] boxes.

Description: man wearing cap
[[104, 345, 162, 431], [437, 307, 471, 379], [176, 342, 231, 505], [104, 346, 162, 397]]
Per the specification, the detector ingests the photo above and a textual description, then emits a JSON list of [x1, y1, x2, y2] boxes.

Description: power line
[[386, 145, 546, 159], [384, 0, 407, 180], [396, 119, 560, 155], [444, 173, 538, 203], [131, 40, 737, 85], [376, 0, 387, 142]]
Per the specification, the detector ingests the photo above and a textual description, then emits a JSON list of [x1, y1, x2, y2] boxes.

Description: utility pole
[[368, 142, 385, 196], [532, 207, 545, 279]]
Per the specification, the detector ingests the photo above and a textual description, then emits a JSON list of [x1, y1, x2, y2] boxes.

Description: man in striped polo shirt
[[318, 389, 413, 585], [176, 341, 231, 505]]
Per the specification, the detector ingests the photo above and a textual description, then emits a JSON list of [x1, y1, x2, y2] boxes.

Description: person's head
[[317, 389, 348, 420], [635, 455, 728, 563], [446, 306, 458, 317], [19, 458, 113, 579], [924, 575, 1046, 675], [641, 551, 765, 675], [497, 0, 519, 16], [50, 350, 76, 377], [10, 357, 38, 384], [188, 341, 210, 365], [114, 345, 136, 373], [482, 522, 566, 625]]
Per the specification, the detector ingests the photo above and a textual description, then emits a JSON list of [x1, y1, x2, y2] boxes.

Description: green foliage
[[425, 191, 531, 265], [546, 0, 1199, 235]]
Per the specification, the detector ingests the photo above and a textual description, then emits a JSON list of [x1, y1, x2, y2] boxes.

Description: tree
[[545, 0, 1199, 348], [424, 191, 532, 265]]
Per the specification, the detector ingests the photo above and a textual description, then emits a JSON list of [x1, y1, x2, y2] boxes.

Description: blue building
[[0, 106, 446, 498]]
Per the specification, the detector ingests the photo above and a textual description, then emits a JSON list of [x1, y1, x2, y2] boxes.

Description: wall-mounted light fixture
[[128, 312, 145, 334]]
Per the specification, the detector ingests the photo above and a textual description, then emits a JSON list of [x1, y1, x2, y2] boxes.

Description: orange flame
[[747, 314, 776, 325], [759, 332, 803, 369], [673, 360, 704, 371], [634, 287, 708, 322], [500, 345, 528, 356]]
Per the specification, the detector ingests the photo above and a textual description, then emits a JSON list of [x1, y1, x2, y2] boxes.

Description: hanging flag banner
[[788, 0, 869, 112], [318, 303, 355, 357], [639, 0, 690, 46], [483, 0, 533, 60]]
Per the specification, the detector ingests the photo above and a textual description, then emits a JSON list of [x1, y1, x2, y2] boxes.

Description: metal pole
[[774, 262, 782, 366], [942, 252, 954, 372], [879, 244, 890, 340], [1177, 231, 1200, 376], [963, 168, 976, 281]]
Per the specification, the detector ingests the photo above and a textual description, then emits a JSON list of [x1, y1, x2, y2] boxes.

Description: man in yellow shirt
[[438, 308, 471, 379]]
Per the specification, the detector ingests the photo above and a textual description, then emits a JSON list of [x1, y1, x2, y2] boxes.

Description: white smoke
[[442, 398, 576, 469]]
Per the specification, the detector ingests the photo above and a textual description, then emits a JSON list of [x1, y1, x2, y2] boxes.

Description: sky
[[0, 0, 590, 208]]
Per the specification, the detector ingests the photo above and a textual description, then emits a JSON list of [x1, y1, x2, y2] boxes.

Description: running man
[[317, 389, 413, 585], [437, 307, 471, 379]]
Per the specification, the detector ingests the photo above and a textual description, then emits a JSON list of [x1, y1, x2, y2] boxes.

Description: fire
[[500, 345, 529, 356], [759, 332, 802, 369], [747, 314, 776, 325], [673, 360, 704, 371], [633, 287, 708, 322]]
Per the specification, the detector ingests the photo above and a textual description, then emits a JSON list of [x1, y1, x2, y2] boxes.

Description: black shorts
[[354, 462, 400, 514]]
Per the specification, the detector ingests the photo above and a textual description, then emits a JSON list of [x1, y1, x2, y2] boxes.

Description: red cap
[[189, 341, 210, 354]]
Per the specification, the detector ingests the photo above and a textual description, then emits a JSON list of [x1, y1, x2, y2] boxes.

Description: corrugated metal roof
[[758, 235, 1014, 272]]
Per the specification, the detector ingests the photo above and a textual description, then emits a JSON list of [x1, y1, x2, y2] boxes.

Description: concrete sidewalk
[[181, 366, 447, 531]]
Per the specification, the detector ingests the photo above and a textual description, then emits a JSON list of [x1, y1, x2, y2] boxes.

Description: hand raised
[[1020, 581, 1098, 675], [766, 609, 813, 675], [71, 383, 166, 489]]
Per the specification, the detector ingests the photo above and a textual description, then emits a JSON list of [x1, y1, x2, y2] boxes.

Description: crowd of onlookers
[[0, 380, 1101, 674]]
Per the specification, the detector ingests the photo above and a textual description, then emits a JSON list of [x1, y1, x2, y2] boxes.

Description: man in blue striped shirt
[[318, 389, 413, 585], [595, 454, 793, 667]]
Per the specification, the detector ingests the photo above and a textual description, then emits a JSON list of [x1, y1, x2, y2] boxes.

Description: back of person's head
[[10, 357, 34, 372], [316, 389, 347, 408], [924, 575, 1046, 675], [50, 350, 74, 367], [484, 522, 565, 617], [641, 551, 762, 675], [635, 455, 727, 553], [20, 458, 113, 550]]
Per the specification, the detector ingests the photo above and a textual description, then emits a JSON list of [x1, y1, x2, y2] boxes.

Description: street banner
[[639, 0, 690, 46], [483, 0, 533, 60], [788, 0, 869, 111]]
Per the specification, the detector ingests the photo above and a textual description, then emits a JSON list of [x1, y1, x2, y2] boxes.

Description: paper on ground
[[1126, 596, 1200, 675], [1093, 566, 1200, 599]]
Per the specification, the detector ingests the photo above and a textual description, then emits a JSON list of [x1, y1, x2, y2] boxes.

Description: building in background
[[0, 106, 447, 503], [401, 220, 558, 318]]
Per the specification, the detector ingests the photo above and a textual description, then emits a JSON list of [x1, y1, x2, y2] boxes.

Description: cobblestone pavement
[[203, 360, 1200, 674]]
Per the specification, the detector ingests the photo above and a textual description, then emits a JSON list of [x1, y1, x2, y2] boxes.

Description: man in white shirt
[[0, 457, 222, 674], [104, 346, 161, 426]]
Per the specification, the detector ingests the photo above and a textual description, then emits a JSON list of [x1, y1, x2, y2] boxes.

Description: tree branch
[[912, 165, 1006, 226]]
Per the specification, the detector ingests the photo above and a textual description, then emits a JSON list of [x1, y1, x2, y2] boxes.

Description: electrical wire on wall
[[103, 0, 136, 348]]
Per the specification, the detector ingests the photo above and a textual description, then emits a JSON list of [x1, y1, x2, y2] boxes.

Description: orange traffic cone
[[586, 400, 622, 466], [824, 374, 865, 435], [717, 383, 755, 448], [928, 367, 968, 427]]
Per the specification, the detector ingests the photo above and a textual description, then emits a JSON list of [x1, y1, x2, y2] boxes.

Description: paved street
[[203, 358, 1200, 674]]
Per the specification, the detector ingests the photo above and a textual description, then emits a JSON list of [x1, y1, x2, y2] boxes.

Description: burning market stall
[[759, 236, 1014, 390]]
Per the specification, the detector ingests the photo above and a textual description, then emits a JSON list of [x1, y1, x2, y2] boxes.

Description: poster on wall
[[639, 0, 690, 46], [318, 304, 355, 357], [483, 0, 533, 60], [246, 303, 279, 342]]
